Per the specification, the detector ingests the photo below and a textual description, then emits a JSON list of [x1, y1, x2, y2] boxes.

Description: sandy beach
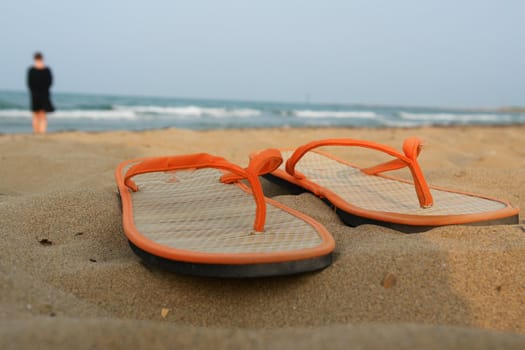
[[1, 125, 524, 349]]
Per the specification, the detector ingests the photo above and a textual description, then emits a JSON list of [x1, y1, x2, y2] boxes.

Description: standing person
[[27, 52, 54, 134]]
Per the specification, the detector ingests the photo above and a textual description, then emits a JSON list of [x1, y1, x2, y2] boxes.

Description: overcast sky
[[1, 0, 524, 107]]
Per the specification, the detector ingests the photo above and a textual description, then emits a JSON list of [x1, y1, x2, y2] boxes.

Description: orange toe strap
[[123, 150, 283, 232], [220, 149, 283, 184], [285, 137, 433, 208]]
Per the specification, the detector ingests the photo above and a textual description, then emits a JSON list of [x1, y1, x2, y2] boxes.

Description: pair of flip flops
[[115, 137, 519, 278]]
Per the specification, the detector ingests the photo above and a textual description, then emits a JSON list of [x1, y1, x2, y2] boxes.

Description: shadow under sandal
[[263, 137, 519, 233], [115, 149, 335, 277]]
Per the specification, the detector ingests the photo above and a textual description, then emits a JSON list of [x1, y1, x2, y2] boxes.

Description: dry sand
[[1, 125, 524, 349]]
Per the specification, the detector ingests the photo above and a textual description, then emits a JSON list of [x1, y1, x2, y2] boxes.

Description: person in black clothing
[[27, 52, 54, 134]]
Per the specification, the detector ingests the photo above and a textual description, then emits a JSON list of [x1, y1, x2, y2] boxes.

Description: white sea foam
[[294, 110, 378, 119], [0, 106, 262, 120], [399, 112, 510, 123], [53, 110, 138, 120], [0, 109, 139, 120], [0, 109, 31, 118], [114, 105, 261, 118]]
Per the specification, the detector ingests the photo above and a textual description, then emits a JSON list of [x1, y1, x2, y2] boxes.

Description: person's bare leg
[[32, 111, 47, 134], [38, 111, 47, 134], [32, 112, 39, 134]]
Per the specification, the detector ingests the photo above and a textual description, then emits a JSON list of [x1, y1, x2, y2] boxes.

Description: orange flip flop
[[115, 149, 335, 277], [263, 137, 519, 232]]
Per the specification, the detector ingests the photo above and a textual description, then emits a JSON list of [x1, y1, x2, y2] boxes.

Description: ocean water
[[1, 90, 524, 133]]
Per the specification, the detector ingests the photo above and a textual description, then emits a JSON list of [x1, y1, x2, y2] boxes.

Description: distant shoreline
[[2, 123, 525, 137], [1, 88, 524, 113]]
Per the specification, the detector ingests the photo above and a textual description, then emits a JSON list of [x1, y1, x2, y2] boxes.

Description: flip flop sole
[[116, 160, 335, 277], [128, 239, 333, 278]]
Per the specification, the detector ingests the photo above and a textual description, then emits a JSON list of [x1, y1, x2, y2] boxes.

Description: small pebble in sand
[[381, 273, 397, 288], [161, 308, 170, 318]]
